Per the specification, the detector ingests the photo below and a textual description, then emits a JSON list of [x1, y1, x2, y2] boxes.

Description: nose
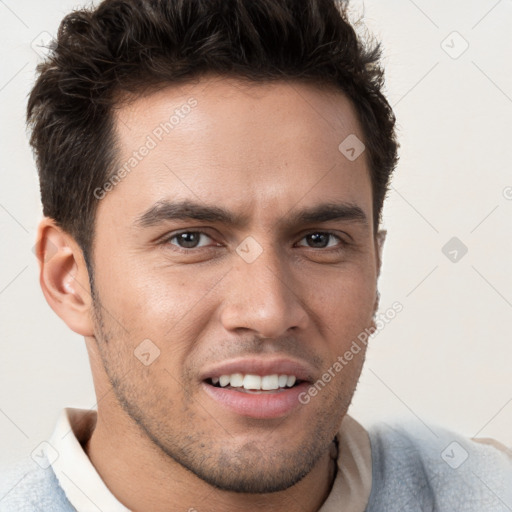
[[219, 243, 309, 339]]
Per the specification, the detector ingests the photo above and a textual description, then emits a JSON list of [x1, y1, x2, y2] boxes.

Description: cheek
[[313, 266, 377, 327], [94, 254, 220, 337], [304, 274, 375, 378]]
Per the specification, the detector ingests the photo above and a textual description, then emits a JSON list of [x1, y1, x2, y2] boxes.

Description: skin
[[37, 75, 384, 512]]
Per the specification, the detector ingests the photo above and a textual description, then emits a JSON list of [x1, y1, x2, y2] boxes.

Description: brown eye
[[298, 232, 342, 249], [168, 231, 213, 249]]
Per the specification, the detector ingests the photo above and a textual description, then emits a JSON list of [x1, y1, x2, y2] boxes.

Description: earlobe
[[36, 217, 95, 337], [372, 289, 380, 323]]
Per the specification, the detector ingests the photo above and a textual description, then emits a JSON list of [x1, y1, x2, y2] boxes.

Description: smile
[[203, 375, 309, 419], [209, 373, 299, 391]]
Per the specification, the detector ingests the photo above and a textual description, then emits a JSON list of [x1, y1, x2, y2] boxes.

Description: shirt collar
[[47, 407, 372, 512], [319, 414, 373, 511], [47, 408, 131, 512]]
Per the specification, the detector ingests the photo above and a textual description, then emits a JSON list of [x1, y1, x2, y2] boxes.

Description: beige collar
[[47, 408, 372, 512], [319, 414, 373, 511]]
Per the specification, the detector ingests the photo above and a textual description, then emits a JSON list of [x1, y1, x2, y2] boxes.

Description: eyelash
[[160, 230, 347, 253]]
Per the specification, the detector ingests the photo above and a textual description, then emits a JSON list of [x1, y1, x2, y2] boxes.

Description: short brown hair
[[27, 0, 399, 271]]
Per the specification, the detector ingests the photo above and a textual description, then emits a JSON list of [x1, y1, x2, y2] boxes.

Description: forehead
[[115, 75, 365, 156], [102, 75, 372, 229]]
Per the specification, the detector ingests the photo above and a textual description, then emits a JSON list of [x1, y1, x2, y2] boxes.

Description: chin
[[188, 461, 312, 494], [163, 436, 327, 494]]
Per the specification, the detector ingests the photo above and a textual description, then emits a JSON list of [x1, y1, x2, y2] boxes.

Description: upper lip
[[200, 357, 316, 383]]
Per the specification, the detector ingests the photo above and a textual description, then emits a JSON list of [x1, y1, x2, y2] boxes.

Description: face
[[88, 75, 380, 493]]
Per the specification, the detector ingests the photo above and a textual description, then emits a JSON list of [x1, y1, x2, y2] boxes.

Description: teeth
[[230, 373, 244, 387], [261, 375, 279, 390], [211, 373, 298, 390], [243, 374, 261, 390]]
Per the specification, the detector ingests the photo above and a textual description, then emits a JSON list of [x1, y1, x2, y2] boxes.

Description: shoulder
[[0, 455, 74, 512], [365, 420, 512, 512]]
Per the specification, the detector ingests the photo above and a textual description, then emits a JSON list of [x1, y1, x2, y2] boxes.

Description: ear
[[375, 228, 386, 279], [35, 217, 95, 336], [372, 228, 387, 319]]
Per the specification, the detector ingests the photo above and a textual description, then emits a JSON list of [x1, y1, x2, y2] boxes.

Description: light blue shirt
[[1, 410, 511, 511]]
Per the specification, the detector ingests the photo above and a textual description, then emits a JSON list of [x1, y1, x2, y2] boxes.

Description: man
[[1, 0, 511, 510]]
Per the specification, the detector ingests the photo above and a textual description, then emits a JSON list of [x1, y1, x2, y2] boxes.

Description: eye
[[166, 231, 216, 249], [161, 230, 346, 253], [297, 232, 344, 249]]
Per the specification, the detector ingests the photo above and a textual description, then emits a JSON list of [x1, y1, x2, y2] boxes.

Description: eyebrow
[[133, 199, 369, 230]]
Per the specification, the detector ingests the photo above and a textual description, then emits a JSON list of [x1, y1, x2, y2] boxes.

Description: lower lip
[[202, 382, 310, 419]]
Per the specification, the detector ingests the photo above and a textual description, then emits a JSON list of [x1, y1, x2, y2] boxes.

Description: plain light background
[[1, 0, 511, 470]]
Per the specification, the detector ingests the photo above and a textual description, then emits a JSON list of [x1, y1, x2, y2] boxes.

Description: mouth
[[205, 373, 303, 393], [200, 358, 314, 419]]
